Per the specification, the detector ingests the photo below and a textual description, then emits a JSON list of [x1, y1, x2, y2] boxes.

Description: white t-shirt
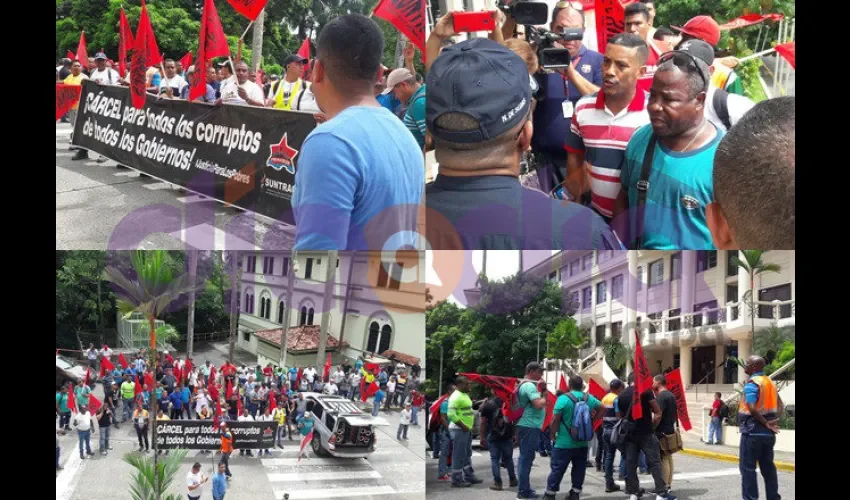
[[399, 408, 412, 425], [89, 68, 121, 85], [238, 414, 255, 422], [73, 411, 93, 431], [220, 77, 264, 105], [323, 383, 338, 395], [159, 75, 188, 96], [186, 471, 205, 498], [332, 371, 345, 385], [257, 413, 273, 422], [705, 85, 755, 133], [195, 393, 209, 414], [304, 369, 316, 383], [101, 348, 113, 359], [387, 381, 396, 393]]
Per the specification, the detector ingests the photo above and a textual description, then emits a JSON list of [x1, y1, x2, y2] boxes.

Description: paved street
[[425, 443, 795, 500], [57, 393, 425, 500], [56, 122, 293, 250]]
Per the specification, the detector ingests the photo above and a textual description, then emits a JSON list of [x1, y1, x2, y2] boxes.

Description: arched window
[[307, 308, 315, 325], [300, 306, 307, 326], [245, 291, 255, 314], [379, 324, 392, 353], [262, 296, 271, 320], [278, 301, 285, 324], [366, 322, 380, 353]]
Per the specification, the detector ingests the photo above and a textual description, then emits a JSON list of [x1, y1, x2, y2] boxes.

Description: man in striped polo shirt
[[385, 68, 426, 149], [563, 33, 651, 223]]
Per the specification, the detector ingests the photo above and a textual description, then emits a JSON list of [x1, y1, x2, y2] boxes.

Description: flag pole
[[240, 21, 254, 41], [736, 47, 777, 63]]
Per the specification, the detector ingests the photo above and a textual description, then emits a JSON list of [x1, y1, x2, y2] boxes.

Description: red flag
[[632, 330, 652, 419], [209, 382, 220, 402], [56, 84, 81, 120], [84, 367, 92, 387], [100, 357, 116, 377], [365, 381, 379, 399], [118, 353, 129, 369], [190, 0, 231, 101], [210, 366, 217, 383], [323, 353, 332, 382], [296, 38, 312, 80], [297, 429, 314, 462], [76, 31, 88, 67], [214, 399, 223, 428], [185, 359, 194, 375], [541, 391, 557, 431], [588, 379, 607, 431], [145, 372, 155, 390], [295, 368, 303, 390], [67, 387, 78, 413], [665, 368, 692, 431], [774, 42, 795, 69], [180, 51, 193, 72], [718, 13, 784, 30], [237, 392, 243, 415], [139, 1, 162, 67], [558, 374, 568, 393], [360, 375, 369, 402], [458, 373, 518, 404], [269, 390, 277, 411], [130, 2, 152, 109], [174, 364, 182, 383], [226, 379, 233, 399], [66, 50, 75, 60], [429, 393, 449, 424], [226, 0, 269, 21], [595, 0, 625, 55], [118, 8, 134, 78], [134, 375, 143, 396], [373, 0, 425, 55], [89, 394, 103, 414]]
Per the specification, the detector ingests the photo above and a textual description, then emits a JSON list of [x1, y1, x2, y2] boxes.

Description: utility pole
[[229, 251, 239, 363], [279, 251, 296, 370], [316, 251, 338, 370], [251, 9, 265, 72], [394, 33, 407, 69], [186, 249, 198, 358], [337, 252, 357, 350]]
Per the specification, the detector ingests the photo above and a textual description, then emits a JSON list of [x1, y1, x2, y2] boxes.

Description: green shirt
[[553, 391, 602, 449], [75, 385, 91, 407], [517, 381, 544, 429], [56, 392, 69, 413], [403, 84, 426, 148], [447, 390, 474, 430], [121, 381, 136, 399]]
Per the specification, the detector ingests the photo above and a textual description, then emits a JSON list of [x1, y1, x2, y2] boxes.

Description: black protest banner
[[71, 80, 316, 223], [155, 420, 279, 450]]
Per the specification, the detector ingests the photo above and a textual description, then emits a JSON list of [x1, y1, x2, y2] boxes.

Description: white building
[[237, 251, 426, 371], [524, 250, 795, 389]]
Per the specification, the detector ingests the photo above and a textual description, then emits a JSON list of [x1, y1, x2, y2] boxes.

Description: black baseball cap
[[282, 54, 308, 67], [426, 38, 532, 144], [661, 38, 713, 87]]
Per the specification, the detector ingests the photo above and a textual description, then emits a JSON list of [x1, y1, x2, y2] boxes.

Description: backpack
[[565, 393, 593, 442], [504, 381, 535, 424], [718, 401, 729, 419], [610, 394, 636, 449], [712, 87, 732, 131], [489, 401, 511, 439]]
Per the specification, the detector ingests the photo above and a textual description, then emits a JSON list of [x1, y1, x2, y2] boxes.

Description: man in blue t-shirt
[[613, 41, 724, 250], [292, 15, 423, 250], [371, 387, 386, 417]]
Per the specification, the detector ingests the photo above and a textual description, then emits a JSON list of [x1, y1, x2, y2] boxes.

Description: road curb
[[681, 448, 795, 472]]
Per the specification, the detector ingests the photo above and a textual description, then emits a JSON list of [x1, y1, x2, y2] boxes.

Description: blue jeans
[[708, 417, 723, 444], [438, 428, 451, 476], [538, 429, 553, 454], [372, 403, 380, 416], [603, 429, 618, 487], [59, 411, 71, 429], [56, 446, 61, 469], [619, 450, 647, 476], [740, 434, 780, 500], [122, 398, 134, 423], [488, 439, 517, 484], [77, 430, 92, 457], [517, 426, 539, 498], [432, 430, 441, 459], [546, 446, 588, 494], [624, 434, 666, 495], [411, 406, 420, 425], [450, 428, 476, 484], [99, 426, 111, 451]]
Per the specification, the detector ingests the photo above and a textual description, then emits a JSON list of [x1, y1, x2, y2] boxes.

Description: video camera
[[496, 0, 585, 70]]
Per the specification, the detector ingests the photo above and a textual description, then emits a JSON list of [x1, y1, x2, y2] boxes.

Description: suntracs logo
[[266, 133, 299, 174]]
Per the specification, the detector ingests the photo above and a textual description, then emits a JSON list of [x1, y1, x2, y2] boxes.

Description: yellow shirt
[[273, 407, 287, 425], [63, 73, 88, 110], [273, 78, 303, 110]]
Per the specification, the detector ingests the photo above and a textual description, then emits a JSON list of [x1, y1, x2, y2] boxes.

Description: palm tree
[[104, 251, 201, 499], [123, 449, 189, 500], [601, 336, 634, 378], [754, 323, 794, 365], [731, 250, 782, 347]]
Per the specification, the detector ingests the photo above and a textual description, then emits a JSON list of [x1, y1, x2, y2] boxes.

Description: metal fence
[[758, 18, 795, 98], [117, 312, 166, 350]]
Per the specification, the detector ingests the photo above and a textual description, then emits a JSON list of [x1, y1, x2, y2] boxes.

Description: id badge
[[562, 100, 574, 119]]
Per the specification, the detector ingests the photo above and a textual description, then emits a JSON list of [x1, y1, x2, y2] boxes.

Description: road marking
[[622, 467, 742, 485], [55, 449, 82, 500], [267, 470, 382, 483], [177, 195, 212, 204], [169, 223, 260, 251], [274, 485, 396, 500], [262, 457, 364, 467], [113, 171, 140, 178], [57, 152, 73, 157], [142, 182, 177, 191]]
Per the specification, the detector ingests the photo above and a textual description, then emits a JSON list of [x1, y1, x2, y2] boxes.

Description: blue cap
[[426, 38, 531, 144]]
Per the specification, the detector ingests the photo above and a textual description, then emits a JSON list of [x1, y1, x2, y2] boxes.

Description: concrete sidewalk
[[682, 439, 795, 472]]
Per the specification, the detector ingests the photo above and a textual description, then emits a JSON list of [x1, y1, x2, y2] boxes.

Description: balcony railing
[[641, 299, 795, 337]]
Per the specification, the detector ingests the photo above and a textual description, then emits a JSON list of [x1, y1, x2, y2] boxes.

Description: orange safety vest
[[738, 375, 778, 420], [220, 431, 233, 453]]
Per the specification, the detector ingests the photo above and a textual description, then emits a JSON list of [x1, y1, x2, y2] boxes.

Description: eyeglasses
[[554, 1, 584, 11], [657, 51, 709, 90]]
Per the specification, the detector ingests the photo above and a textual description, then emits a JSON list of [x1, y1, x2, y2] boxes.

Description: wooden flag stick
[[240, 21, 254, 41]]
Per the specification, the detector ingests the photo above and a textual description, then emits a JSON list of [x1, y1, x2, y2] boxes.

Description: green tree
[[731, 250, 781, 347], [545, 318, 586, 360], [123, 448, 189, 500], [754, 323, 794, 365], [601, 336, 633, 378], [104, 251, 202, 498], [56, 251, 115, 349], [765, 340, 794, 378]]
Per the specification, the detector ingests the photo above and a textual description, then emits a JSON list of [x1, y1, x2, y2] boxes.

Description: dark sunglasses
[[657, 51, 709, 90]]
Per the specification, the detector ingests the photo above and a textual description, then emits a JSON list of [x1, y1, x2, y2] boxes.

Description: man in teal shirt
[[385, 68, 426, 149], [516, 362, 548, 499], [613, 42, 723, 250], [75, 381, 91, 408], [544, 375, 603, 500]]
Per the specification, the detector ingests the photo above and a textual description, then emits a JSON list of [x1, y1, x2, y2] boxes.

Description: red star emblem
[[270, 134, 299, 163]]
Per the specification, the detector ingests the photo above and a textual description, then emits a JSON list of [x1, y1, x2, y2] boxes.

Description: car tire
[[311, 434, 328, 457]]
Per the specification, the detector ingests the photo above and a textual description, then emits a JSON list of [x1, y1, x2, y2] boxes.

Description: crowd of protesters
[[423, 1, 794, 252], [56, 346, 424, 475]]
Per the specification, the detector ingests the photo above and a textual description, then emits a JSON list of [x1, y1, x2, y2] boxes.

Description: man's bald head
[[745, 355, 766, 375]]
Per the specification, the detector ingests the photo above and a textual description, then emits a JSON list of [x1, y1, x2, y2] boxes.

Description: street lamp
[[427, 337, 444, 395]]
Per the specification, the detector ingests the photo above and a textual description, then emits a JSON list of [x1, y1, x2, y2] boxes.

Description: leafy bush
[[263, 63, 282, 77]]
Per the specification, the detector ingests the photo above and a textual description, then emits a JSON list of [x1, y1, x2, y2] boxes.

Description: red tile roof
[[379, 350, 420, 366], [254, 325, 347, 353]]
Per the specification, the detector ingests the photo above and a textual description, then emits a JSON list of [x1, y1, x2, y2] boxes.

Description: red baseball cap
[[673, 15, 721, 47]]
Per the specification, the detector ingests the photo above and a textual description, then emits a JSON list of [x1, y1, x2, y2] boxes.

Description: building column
[[681, 251, 697, 317], [738, 251, 752, 324], [715, 344, 726, 384], [679, 343, 693, 389], [627, 251, 638, 347], [738, 337, 752, 383], [605, 279, 613, 340]]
